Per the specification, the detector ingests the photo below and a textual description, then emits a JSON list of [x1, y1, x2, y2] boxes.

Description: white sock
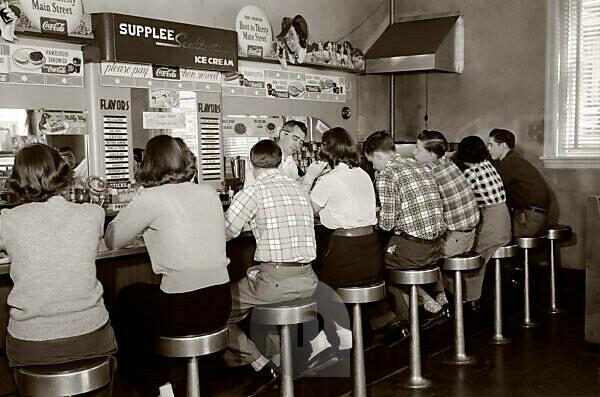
[[250, 355, 269, 372], [335, 322, 353, 350], [271, 353, 281, 368], [309, 330, 331, 361]]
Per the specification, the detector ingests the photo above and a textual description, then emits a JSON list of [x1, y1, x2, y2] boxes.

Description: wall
[[394, 0, 600, 269]]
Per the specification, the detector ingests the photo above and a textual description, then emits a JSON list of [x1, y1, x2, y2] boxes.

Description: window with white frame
[[544, 0, 600, 168]]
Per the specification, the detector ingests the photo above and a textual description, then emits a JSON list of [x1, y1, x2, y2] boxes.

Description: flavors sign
[[93, 13, 238, 72]]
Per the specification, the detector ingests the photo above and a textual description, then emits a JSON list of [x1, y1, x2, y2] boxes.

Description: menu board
[[0, 43, 83, 86], [103, 115, 130, 187], [222, 115, 283, 159], [199, 116, 222, 181]]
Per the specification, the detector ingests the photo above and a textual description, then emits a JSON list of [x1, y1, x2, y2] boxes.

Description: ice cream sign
[[93, 13, 238, 72]]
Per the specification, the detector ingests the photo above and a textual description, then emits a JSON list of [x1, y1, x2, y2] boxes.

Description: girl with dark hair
[[105, 135, 231, 392], [2, 144, 117, 393], [451, 136, 511, 303], [305, 127, 383, 369]]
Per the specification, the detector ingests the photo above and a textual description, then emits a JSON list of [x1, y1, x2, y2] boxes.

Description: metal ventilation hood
[[365, 15, 464, 74]]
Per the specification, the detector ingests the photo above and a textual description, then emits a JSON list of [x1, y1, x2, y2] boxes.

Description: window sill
[[541, 157, 600, 169]]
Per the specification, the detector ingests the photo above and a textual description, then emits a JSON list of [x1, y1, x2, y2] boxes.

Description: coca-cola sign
[[152, 64, 180, 80], [40, 17, 67, 35]]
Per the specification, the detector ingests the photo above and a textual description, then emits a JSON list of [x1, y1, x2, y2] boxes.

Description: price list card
[[199, 116, 222, 181], [103, 115, 130, 187]]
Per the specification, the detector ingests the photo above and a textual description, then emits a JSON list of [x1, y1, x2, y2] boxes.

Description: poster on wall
[[0, 0, 93, 42], [235, 5, 273, 59], [264, 69, 305, 99], [36, 110, 87, 135], [142, 112, 186, 130], [149, 89, 180, 108], [0, 42, 83, 86], [222, 115, 283, 158]]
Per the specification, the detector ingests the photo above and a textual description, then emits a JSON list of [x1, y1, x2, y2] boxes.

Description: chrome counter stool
[[516, 236, 546, 328], [443, 252, 482, 364], [388, 267, 440, 389], [490, 244, 519, 344], [156, 327, 228, 397], [546, 225, 572, 314], [253, 298, 317, 397], [337, 281, 386, 397], [15, 356, 113, 397]]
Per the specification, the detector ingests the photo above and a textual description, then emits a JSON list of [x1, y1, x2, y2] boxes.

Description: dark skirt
[[314, 226, 384, 289], [309, 226, 384, 350], [116, 282, 232, 392], [6, 320, 117, 368]]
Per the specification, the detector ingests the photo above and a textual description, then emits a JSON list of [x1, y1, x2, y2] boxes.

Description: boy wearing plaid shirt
[[363, 131, 447, 342], [413, 130, 481, 313], [223, 139, 318, 395]]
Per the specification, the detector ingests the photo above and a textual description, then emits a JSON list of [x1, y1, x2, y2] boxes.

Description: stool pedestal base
[[443, 353, 477, 366], [521, 320, 539, 329], [549, 307, 564, 315], [400, 376, 431, 389], [490, 335, 511, 345]]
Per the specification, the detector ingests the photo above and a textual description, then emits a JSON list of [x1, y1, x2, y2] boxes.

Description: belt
[[396, 231, 437, 245], [525, 206, 549, 215], [453, 228, 475, 233], [261, 262, 311, 267], [332, 226, 374, 237]]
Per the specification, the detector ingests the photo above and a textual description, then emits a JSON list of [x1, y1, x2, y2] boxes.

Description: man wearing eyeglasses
[[244, 120, 326, 190]]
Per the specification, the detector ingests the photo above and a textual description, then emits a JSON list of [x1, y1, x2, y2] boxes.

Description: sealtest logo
[[41, 17, 68, 35]]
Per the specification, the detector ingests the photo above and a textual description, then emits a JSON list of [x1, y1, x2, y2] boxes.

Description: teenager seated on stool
[[223, 139, 318, 396], [305, 127, 384, 368], [363, 131, 447, 341], [487, 128, 550, 238], [105, 136, 231, 394], [4, 144, 117, 396], [413, 130, 480, 312], [452, 136, 512, 303]]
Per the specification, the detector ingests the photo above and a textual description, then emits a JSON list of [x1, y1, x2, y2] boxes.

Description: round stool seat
[[337, 281, 386, 304], [252, 298, 316, 325], [387, 266, 440, 285], [443, 252, 482, 271], [156, 327, 228, 358], [516, 236, 545, 249], [547, 224, 572, 240], [492, 244, 519, 259], [15, 356, 112, 397]]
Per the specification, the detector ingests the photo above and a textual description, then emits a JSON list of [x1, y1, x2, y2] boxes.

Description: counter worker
[[413, 130, 480, 313], [363, 131, 447, 343], [223, 139, 318, 396], [487, 128, 551, 237], [244, 120, 327, 192]]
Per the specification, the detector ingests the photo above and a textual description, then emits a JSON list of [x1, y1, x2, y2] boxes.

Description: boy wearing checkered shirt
[[223, 139, 318, 395]]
